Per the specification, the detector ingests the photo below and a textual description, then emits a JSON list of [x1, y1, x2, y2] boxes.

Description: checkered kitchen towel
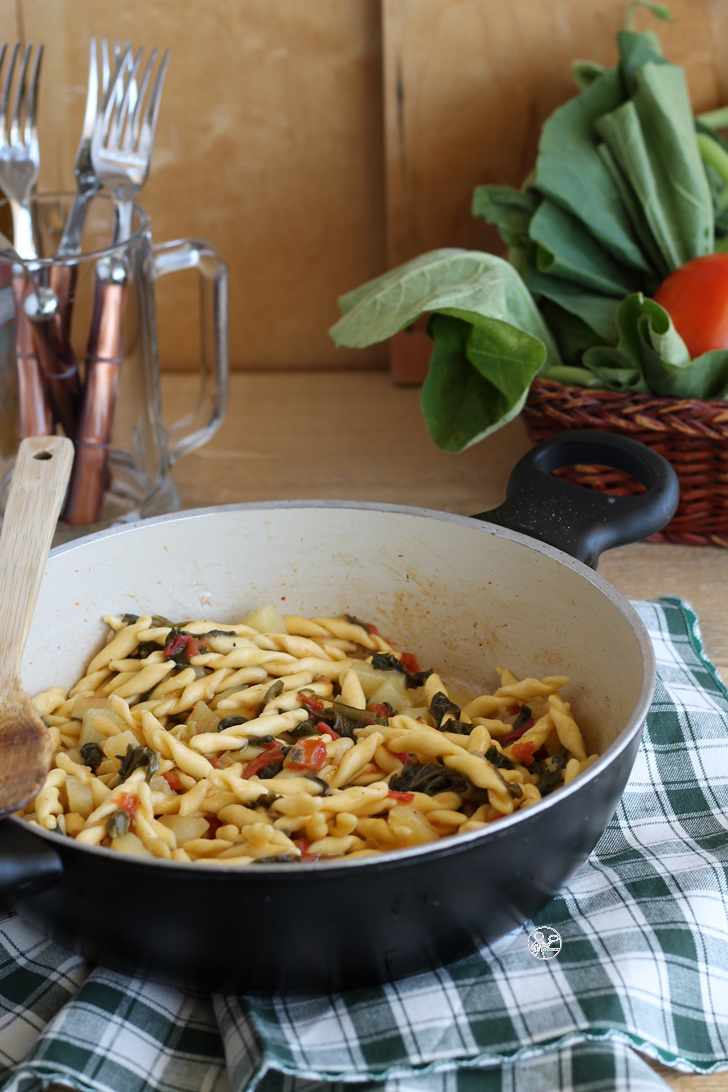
[[1, 598, 727, 1092]]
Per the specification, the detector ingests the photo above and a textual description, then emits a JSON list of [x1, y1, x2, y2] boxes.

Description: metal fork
[[0, 43, 51, 438], [64, 45, 170, 524], [56, 38, 122, 258], [91, 44, 170, 245], [0, 42, 42, 259], [45, 38, 124, 440]]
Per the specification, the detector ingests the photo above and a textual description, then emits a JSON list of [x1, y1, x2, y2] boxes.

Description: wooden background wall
[[5, 0, 728, 372]]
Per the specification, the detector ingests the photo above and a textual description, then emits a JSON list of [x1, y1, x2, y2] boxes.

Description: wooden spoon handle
[[0, 436, 74, 689]]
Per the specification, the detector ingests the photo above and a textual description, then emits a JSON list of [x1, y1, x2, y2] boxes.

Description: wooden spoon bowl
[[0, 435, 74, 817]]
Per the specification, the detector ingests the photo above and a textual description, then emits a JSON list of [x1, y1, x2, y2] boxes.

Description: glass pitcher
[[0, 191, 228, 542]]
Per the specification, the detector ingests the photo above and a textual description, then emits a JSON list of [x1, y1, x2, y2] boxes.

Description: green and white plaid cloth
[[1, 598, 727, 1092]]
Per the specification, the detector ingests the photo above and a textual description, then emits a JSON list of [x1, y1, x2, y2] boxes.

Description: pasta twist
[[23, 607, 598, 864]]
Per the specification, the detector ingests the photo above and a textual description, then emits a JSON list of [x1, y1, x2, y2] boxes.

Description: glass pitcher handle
[[152, 238, 229, 465]]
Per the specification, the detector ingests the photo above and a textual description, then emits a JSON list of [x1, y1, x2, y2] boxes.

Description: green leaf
[[616, 27, 666, 84], [571, 59, 607, 91], [471, 185, 539, 248], [595, 61, 713, 270], [582, 293, 728, 397], [529, 200, 641, 296], [420, 314, 545, 451], [596, 141, 668, 283], [330, 248, 560, 367], [523, 261, 620, 344], [537, 300, 613, 364], [534, 64, 653, 275]]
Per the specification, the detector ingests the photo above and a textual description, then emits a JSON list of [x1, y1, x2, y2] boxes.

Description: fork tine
[[125, 47, 157, 153], [100, 38, 111, 99], [9, 43, 31, 148], [23, 43, 43, 149], [0, 43, 18, 148], [137, 48, 169, 156], [81, 38, 99, 139], [99, 44, 133, 149], [112, 46, 144, 151]]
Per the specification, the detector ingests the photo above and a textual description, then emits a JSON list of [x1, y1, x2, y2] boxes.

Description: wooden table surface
[[161, 369, 728, 1091]]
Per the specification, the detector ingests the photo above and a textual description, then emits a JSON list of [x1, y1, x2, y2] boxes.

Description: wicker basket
[[521, 379, 728, 547]]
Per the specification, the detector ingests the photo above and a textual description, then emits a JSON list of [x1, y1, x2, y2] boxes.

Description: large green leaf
[[471, 185, 539, 248], [529, 200, 641, 297], [522, 262, 620, 344], [330, 248, 560, 366], [534, 64, 653, 274], [420, 314, 544, 451], [582, 293, 728, 397], [596, 62, 713, 271]]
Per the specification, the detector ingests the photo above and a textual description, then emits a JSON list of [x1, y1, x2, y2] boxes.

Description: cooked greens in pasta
[[23, 607, 599, 864]]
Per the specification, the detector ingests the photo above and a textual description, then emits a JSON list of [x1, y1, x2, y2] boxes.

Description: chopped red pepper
[[367, 702, 392, 719], [298, 692, 325, 715], [163, 632, 208, 662], [315, 719, 340, 740], [293, 837, 319, 862], [241, 742, 285, 778], [399, 651, 420, 674], [162, 770, 184, 793], [205, 816, 223, 838], [116, 792, 139, 821], [502, 717, 535, 746], [283, 737, 327, 772], [511, 741, 536, 767], [388, 789, 415, 802], [208, 755, 224, 769], [364, 623, 379, 635]]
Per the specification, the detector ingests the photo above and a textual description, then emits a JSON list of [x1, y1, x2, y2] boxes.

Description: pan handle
[[0, 820, 62, 908], [473, 430, 680, 568]]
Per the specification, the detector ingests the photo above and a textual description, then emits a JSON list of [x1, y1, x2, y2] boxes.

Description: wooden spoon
[[0, 435, 74, 818]]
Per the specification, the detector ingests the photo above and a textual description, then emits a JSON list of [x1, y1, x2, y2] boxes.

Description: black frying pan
[[0, 431, 679, 993]]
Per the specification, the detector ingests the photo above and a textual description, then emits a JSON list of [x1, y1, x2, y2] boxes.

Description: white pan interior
[[24, 502, 653, 762]]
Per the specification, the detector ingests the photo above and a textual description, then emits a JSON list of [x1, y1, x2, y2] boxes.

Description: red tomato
[[501, 718, 534, 746], [162, 770, 184, 793], [399, 651, 420, 673], [298, 692, 325, 715], [163, 632, 208, 662], [116, 792, 139, 821], [241, 742, 285, 778], [511, 741, 536, 767], [293, 837, 319, 862], [283, 737, 327, 772], [367, 702, 391, 719], [315, 720, 340, 740], [653, 253, 728, 357], [388, 789, 415, 802]]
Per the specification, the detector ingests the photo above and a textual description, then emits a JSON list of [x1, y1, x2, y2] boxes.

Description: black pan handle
[[0, 819, 63, 909], [473, 430, 680, 568]]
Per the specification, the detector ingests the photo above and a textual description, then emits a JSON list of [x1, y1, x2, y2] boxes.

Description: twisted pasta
[[22, 606, 599, 864]]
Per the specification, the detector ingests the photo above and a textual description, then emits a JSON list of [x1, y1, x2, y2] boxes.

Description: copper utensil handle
[[63, 272, 126, 525], [12, 276, 52, 439], [27, 273, 83, 441]]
